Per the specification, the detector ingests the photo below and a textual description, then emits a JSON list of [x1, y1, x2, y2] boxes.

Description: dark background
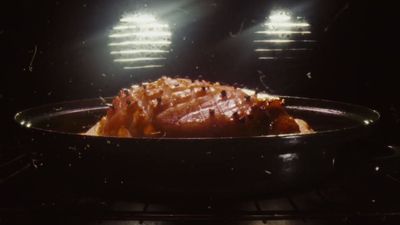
[[0, 0, 398, 152]]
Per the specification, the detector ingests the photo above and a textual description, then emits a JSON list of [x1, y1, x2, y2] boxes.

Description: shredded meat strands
[[89, 76, 312, 137]]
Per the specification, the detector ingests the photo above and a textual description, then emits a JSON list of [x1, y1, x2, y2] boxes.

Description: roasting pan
[[14, 94, 380, 197]]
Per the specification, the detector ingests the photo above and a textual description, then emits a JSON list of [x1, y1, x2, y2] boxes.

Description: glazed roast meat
[[91, 76, 312, 137]]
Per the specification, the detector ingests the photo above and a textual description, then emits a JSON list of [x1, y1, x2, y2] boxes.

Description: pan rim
[[14, 95, 380, 141]]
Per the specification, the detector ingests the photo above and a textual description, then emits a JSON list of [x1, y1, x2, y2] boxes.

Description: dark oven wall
[[1, 0, 398, 150]]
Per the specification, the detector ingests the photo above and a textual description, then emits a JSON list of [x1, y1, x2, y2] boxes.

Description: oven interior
[[1, 0, 399, 224]]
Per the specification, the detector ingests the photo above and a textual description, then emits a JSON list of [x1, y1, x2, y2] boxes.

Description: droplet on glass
[[264, 170, 272, 175], [68, 146, 77, 151]]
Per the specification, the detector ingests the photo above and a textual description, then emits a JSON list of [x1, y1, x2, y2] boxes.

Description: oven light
[[114, 57, 166, 62], [109, 13, 171, 70], [111, 50, 168, 54], [120, 14, 157, 23], [123, 65, 164, 70], [109, 31, 172, 38], [269, 11, 291, 22], [256, 30, 311, 34], [113, 24, 169, 30], [254, 10, 314, 60], [264, 22, 310, 27], [109, 40, 171, 46]]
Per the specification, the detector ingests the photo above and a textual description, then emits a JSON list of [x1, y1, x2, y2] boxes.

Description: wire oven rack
[[1, 146, 400, 225]]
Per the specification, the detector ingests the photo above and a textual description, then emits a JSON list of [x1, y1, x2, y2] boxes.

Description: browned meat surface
[[92, 76, 311, 137]]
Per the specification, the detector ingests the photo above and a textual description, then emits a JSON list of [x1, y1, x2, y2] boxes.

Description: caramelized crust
[[94, 76, 310, 137]]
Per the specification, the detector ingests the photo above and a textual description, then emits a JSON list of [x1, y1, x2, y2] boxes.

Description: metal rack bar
[[1, 209, 400, 221]]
